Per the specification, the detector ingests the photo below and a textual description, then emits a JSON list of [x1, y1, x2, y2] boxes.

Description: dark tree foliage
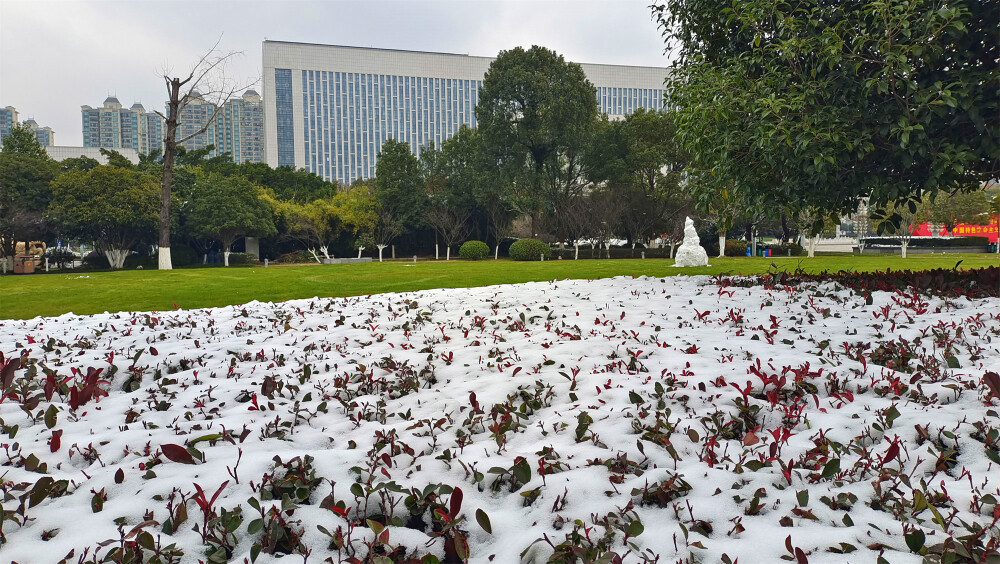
[[653, 0, 999, 227], [0, 123, 58, 257], [476, 45, 599, 236]]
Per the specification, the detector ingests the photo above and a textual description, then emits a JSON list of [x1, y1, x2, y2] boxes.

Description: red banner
[[911, 217, 999, 243]]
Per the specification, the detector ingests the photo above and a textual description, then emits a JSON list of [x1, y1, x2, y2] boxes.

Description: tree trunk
[[377, 245, 386, 262], [494, 245, 499, 260], [357, 247, 363, 259], [574, 243, 579, 260], [224, 250, 231, 267], [308, 248, 321, 263], [435, 243, 439, 260], [901, 241, 908, 259], [106, 249, 128, 270], [446, 246, 450, 261], [158, 78, 182, 271], [780, 212, 789, 242], [392, 245, 395, 259], [718, 235, 726, 258], [320, 245, 331, 259]]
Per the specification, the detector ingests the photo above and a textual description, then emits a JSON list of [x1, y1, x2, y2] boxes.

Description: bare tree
[[154, 38, 254, 270], [426, 207, 469, 260], [372, 206, 404, 262]]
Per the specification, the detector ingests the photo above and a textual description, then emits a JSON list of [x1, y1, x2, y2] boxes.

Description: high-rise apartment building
[[0, 106, 18, 146], [175, 90, 264, 163], [23, 119, 55, 146], [82, 96, 163, 155], [262, 41, 668, 185]]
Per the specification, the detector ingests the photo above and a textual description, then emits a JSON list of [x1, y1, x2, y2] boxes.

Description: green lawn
[[1, 254, 996, 319]]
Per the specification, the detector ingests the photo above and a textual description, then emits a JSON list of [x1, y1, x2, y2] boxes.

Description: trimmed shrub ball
[[459, 240, 490, 260], [508, 238, 551, 261]]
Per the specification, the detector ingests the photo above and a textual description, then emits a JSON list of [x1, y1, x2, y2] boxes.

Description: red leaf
[[984, 371, 1000, 399], [795, 546, 808, 564], [883, 439, 900, 466], [50, 429, 63, 452], [149, 347, 158, 356], [161, 443, 197, 464], [115, 468, 125, 484], [449, 487, 463, 519]]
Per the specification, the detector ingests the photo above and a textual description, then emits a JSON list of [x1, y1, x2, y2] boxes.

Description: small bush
[[509, 238, 551, 261], [227, 252, 257, 266], [82, 251, 109, 269], [459, 240, 490, 260], [724, 239, 749, 257], [274, 250, 315, 264]]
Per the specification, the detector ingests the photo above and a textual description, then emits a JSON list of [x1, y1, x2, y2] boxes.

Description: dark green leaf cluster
[[508, 238, 552, 261], [653, 0, 999, 224]]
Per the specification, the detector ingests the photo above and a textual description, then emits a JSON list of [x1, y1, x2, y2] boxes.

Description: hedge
[[509, 238, 551, 261], [459, 240, 490, 260]]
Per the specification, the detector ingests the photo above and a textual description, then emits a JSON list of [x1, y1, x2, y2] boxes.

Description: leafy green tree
[[0, 123, 59, 259], [917, 188, 992, 234], [374, 139, 428, 236], [185, 173, 276, 266], [60, 156, 101, 173], [48, 166, 159, 269], [653, 0, 999, 226], [587, 109, 691, 252], [99, 148, 135, 169], [265, 196, 342, 262], [1, 122, 48, 158], [476, 46, 599, 237]]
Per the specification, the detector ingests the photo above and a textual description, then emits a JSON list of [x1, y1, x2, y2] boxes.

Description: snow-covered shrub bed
[[1, 275, 998, 563]]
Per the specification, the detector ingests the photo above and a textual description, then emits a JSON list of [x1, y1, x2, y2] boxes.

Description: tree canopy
[[476, 45, 599, 234], [48, 166, 159, 268], [185, 173, 276, 266], [653, 0, 999, 225]]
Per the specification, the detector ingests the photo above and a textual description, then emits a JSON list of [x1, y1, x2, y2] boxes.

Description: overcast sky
[[1, 0, 670, 147]]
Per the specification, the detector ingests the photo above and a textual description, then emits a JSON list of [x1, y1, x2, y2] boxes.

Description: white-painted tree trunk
[[377, 244, 387, 262], [494, 245, 500, 260], [718, 235, 726, 258], [158, 247, 172, 270], [435, 244, 439, 260], [669, 241, 677, 258], [224, 250, 231, 267], [357, 247, 364, 259], [574, 243, 579, 260], [107, 249, 129, 270], [806, 237, 818, 258], [446, 246, 451, 261], [901, 241, 909, 259], [308, 248, 321, 263], [320, 245, 331, 259]]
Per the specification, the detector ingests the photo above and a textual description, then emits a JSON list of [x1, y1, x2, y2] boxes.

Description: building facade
[[174, 90, 265, 163], [262, 41, 668, 185], [23, 119, 55, 146], [82, 97, 163, 155], [0, 106, 18, 146]]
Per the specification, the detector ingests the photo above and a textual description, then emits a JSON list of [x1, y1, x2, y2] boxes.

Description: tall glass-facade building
[[173, 90, 265, 163], [0, 106, 18, 146], [82, 97, 163, 155], [263, 41, 667, 185], [23, 119, 55, 146]]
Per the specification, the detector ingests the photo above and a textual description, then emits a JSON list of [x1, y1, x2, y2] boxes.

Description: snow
[[1, 275, 998, 563]]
